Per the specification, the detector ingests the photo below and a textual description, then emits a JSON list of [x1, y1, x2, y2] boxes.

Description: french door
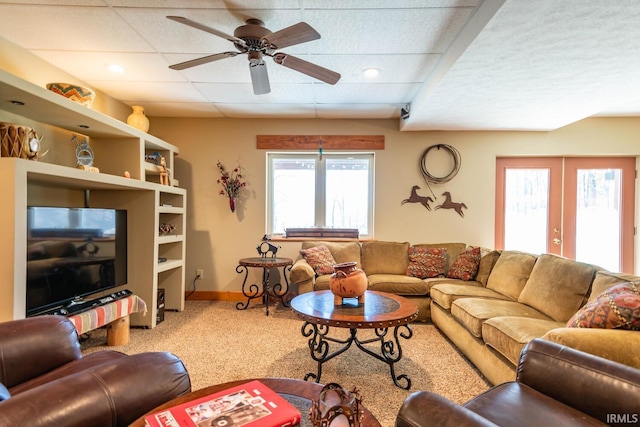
[[496, 157, 635, 273]]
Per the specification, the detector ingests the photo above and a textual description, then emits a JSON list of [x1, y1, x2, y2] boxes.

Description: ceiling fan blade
[[262, 22, 320, 49], [167, 16, 246, 48], [169, 52, 238, 70], [249, 61, 271, 95], [273, 53, 340, 85]]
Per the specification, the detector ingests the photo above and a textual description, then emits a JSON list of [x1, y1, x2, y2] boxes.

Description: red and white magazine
[[145, 380, 301, 427]]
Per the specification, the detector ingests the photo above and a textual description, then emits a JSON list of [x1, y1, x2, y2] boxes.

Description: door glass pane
[[325, 157, 370, 234], [504, 169, 549, 254], [271, 158, 315, 234], [575, 168, 621, 271]]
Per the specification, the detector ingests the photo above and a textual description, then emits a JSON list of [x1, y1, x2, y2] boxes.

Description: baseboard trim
[[185, 291, 246, 302]]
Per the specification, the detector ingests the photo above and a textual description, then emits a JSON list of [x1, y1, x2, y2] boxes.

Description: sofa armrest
[[395, 391, 499, 427], [517, 338, 640, 423], [0, 352, 191, 427], [541, 327, 640, 369], [0, 316, 81, 388], [289, 258, 315, 287]]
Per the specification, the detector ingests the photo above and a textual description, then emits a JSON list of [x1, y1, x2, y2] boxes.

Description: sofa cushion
[[361, 241, 410, 275], [430, 283, 509, 311], [566, 282, 640, 330], [447, 246, 481, 281], [414, 242, 467, 274], [482, 317, 564, 365], [368, 274, 429, 295], [486, 251, 537, 300], [518, 254, 596, 322], [475, 249, 502, 286], [314, 274, 331, 291], [406, 247, 447, 279], [589, 270, 640, 303], [301, 241, 361, 268], [451, 298, 551, 338], [299, 245, 336, 275]]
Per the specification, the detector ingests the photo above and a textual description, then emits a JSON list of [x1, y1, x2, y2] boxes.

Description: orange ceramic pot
[[329, 262, 367, 300]]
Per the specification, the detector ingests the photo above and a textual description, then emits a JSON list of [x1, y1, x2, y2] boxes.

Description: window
[[267, 152, 375, 238]]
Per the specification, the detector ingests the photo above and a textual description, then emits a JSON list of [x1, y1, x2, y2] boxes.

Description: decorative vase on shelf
[[229, 197, 236, 213], [126, 105, 150, 132], [329, 262, 367, 305]]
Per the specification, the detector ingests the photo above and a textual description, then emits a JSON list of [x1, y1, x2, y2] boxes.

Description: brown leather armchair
[[396, 338, 640, 427], [0, 315, 191, 427]]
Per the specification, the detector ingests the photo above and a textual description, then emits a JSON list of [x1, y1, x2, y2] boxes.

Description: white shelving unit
[[0, 69, 186, 328]]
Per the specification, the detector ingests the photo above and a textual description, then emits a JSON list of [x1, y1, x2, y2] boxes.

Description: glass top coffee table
[[290, 290, 419, 390], [130, 377, 381, 427]]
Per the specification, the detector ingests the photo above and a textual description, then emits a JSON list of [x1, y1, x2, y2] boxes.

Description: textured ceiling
[[0, 0, 639, 131]]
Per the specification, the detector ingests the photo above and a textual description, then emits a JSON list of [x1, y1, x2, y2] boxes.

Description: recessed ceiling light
[[107, 64, 124, 73], [363, 68, 379, 78]]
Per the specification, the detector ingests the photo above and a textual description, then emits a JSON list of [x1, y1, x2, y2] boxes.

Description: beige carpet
[[81, 300, 490, 427]]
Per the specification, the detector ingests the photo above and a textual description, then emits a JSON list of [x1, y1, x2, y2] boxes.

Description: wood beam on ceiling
[[256, 135, 385, 150]]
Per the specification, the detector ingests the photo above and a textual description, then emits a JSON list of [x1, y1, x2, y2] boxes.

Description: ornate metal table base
[[290, 290, 419, 390], [235, 257, 293, 316], [301, 322, 413, 390]]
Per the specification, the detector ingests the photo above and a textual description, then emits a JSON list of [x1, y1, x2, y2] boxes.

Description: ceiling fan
[[167, 16, 341, 95]]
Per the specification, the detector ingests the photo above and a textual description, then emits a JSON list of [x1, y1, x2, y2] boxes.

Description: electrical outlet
[[196, 269, 204, 279]]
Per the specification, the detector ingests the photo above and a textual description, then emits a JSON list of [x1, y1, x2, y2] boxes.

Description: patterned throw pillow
[[566, 282, 640, 330], [447, 246, 481, 281], [406, 247, 447, 279], [300, 245, 336, 275]]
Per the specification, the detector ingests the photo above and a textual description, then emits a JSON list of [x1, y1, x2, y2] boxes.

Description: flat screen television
[[26, 207, 127, 316]]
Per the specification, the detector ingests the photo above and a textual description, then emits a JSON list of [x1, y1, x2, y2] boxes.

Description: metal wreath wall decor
[[401, 143, 468, 217]]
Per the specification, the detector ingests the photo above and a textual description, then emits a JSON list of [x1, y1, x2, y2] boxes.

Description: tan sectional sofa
[[290, 241, 640, 385], [289, 240, 485, 322], [431, 251, 640, 384]]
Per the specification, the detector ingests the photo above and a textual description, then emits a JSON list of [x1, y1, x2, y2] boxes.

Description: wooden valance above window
[[256, 135, 385, 150]]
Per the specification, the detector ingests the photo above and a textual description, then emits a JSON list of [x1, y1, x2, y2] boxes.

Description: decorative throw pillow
[[447, 246, 481, 281], [406, 247, 447, 279], [566, 282, 640, 330], [300, 245, 336, 275]]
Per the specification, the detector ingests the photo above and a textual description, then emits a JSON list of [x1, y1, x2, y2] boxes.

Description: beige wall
[[2, 34, 639, 293], [150, 117, 640, 292]]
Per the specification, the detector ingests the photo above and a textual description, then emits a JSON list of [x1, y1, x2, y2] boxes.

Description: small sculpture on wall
[[434, 191, 468, 217], [401, 185, 434, 211], [256, 234, 280, 258]]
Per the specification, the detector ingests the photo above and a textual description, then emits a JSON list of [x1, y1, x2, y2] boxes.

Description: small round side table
[[235, 257, 293, 316]]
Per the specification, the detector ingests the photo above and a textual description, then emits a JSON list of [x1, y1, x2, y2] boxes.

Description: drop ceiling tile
[[301, 8, 474, 55], [0, 4, 153, 51], [117, 8, 317, 55], [313, 83, 421, 104], [309, 54, 439, 84], [141, 102, 224, 118], [216, 103, 317, 118], [302, 0, 479, 8], [85, 81, 209, 103], [194, 82, 316, 103], [107, 0, 301, 9], [32, 51, 186, 82], [316, 104, 402, 119], [6, 0, 107, 4]]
